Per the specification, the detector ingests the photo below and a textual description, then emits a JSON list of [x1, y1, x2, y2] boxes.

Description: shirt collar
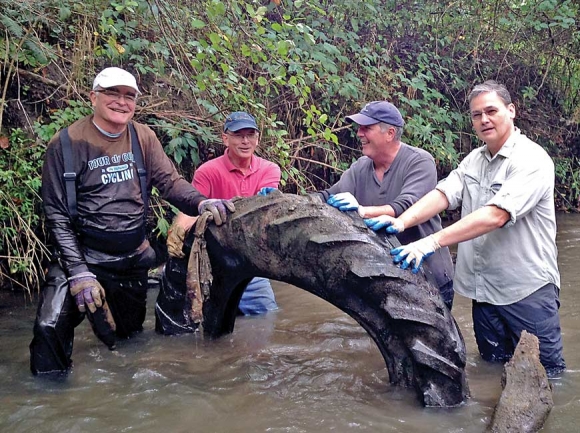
[[480, 127, 520, 160]]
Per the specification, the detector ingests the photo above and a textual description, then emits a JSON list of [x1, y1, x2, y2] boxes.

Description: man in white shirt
[[364, 81, 565, 376]]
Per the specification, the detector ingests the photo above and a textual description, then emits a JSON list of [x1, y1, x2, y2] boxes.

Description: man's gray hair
[[378, 122, 403, 141], [468, 80, 512, 105]]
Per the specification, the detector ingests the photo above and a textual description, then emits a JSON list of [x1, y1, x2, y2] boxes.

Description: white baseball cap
[[92, 67, 141, 94]]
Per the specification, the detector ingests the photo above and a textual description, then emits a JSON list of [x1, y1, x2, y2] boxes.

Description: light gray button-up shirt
[[436, 129, 560, 305]]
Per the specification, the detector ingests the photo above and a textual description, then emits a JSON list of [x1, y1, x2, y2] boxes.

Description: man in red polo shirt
[[166, 111, 281, 314]]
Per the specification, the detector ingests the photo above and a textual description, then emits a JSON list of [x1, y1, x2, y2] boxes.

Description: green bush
[[1, 0, 579, 292], [0, 129, 48, 294]]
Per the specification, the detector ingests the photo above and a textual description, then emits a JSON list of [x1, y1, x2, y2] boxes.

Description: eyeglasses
[[96, 89, 137, 103], [226, 132, 259, 140]]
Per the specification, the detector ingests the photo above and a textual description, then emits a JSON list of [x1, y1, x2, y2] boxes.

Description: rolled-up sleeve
[[486, 149, 553, 229]]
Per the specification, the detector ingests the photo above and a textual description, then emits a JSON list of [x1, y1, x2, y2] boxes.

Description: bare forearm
[[432, 205, 510, 248], [359, 204, 396, 218], [399, 189, 449, 229]]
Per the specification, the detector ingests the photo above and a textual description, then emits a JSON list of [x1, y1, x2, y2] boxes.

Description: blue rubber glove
[[327, 192, 360, 212], [391, 235, 440, 274], [364, 215, 405, 234], [68, 272, 106, 313], [198, 199, 236, 225], [258, 187, 277, 196]]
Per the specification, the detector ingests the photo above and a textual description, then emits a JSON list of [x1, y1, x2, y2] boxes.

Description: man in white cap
[[317, 101, 455, 309], [162, 111, 280, 319], [30, 67, 235, 376]]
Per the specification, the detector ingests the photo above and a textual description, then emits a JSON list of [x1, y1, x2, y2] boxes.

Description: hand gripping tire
[[156, 192, 469, 407]]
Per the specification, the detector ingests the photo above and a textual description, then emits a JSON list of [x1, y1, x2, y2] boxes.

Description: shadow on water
[[1, 213, 579, 432]]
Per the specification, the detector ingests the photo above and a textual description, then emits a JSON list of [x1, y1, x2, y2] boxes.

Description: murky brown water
[[1, 213, 579, 432]]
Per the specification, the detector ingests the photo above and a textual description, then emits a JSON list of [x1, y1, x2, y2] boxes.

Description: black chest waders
[[30, 123, 151, 375]]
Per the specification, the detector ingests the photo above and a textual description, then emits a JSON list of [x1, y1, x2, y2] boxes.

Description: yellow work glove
[[167, 224, 187, 258]]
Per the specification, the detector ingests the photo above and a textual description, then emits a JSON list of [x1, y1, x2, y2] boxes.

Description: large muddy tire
[[157, 192, 469, 407]]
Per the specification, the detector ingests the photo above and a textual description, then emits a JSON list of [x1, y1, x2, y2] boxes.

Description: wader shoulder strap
[[60, 127, 78, 221], [129, 122, 149, 221], [60, 124, 149, 224]]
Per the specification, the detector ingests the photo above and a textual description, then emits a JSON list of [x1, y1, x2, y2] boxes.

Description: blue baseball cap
[[345, 101, 404, 127], [224, 111, 260, 132]]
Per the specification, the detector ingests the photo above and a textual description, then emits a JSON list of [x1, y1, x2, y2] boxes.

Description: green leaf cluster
[[1, 0, 580, 291], [0, 129, 49, 293]]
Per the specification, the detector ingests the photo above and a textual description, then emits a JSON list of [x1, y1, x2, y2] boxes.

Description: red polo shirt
[[192, 149, 281, 199]]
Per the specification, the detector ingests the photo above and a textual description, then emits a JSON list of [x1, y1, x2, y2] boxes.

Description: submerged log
[[487, 330, 554, 432], [156, 192, 469, 407]]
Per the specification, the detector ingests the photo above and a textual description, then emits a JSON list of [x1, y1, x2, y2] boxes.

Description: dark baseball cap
[[224, 111, 260, 132], [345, 101, 404, 127]]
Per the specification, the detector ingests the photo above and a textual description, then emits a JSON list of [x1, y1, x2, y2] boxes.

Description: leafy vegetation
[[1, 0, 579, 292], [0, 129, 49, 292]]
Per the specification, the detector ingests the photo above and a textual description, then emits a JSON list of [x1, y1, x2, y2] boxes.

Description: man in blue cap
[[164, 111, 281, 315], [318, 101, 455, 309]]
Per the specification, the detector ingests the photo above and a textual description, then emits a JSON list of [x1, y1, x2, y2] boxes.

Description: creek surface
[[1, 213, 579, 432]]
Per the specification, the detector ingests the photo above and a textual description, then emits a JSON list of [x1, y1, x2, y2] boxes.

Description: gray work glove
[[167, 223, 187, 258], [68, 272, 106, 313], [198, 199, 236, 225]]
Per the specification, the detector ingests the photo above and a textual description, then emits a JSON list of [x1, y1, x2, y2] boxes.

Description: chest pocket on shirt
[[479, 181, 503, 207], [463, 173, 481, 211], [463, 172, 505, 210], [490, 182, 502, 195]]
